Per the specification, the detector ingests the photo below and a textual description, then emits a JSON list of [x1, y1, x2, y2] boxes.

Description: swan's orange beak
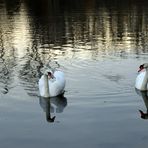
[[138, 67, 144, 72]]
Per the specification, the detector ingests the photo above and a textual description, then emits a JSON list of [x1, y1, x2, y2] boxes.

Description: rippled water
[[0, 0, 148, 147]]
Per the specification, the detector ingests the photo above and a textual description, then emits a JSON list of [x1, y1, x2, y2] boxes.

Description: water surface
[[0, 0, 148, 148]]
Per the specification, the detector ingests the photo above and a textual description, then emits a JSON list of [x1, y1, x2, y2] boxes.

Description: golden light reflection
[[0, 0, 147, 62], [12, 3, 31, 58], [61, 2, 148, 61]]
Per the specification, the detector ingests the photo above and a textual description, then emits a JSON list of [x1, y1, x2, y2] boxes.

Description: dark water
[[0, 0, 148, 147]]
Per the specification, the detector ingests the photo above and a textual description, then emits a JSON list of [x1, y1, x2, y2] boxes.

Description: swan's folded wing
[[49, 80, 65, 97]]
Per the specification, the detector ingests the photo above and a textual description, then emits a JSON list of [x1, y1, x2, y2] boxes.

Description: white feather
[[135, 70, 148, 91], [39, 70, 66, 97]]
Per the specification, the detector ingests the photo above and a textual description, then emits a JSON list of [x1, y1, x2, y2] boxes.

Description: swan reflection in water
[[135, 89, 148, 119], [39, 95, 67, 123]]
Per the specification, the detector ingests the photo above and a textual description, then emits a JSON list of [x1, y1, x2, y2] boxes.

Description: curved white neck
[[44, 74, 50, 97]]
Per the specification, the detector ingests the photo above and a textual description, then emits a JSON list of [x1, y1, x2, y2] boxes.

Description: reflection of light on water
[[62, 7, 142, 61], [0, 0, 148, 97], [12, 3, 31, 58], [0, 0, 147, 62], [122, 36, 133, 50], [0, 3, 36, 97]]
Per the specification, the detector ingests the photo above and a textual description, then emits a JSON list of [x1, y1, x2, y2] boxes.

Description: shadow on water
[[135, 89, 148, 120], [39, 95, 67, 123]]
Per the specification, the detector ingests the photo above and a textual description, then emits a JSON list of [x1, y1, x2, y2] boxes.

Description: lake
[[0, 0, 148, 147]]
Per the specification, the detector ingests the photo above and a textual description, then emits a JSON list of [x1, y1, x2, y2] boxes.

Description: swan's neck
[[44, 74, 50, 97]]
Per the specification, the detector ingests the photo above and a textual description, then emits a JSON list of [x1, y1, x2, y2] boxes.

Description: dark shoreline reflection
[[0, 0, 148, 64], [24, 0, 148, 54], [135, 89, 148, 120], [39, 95, 67, 123]]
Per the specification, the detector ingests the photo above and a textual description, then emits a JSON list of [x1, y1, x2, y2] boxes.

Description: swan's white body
[[39, 70, 66, 97], [135, 69, 148, 91]]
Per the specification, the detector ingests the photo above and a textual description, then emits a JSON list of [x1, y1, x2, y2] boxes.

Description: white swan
[[39, 69, 66, 97], [135, 63, 148, 91]]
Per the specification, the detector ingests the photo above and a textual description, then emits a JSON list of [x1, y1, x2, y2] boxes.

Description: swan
[[135, 63, 148, 91], [39, 69, 66, 97]]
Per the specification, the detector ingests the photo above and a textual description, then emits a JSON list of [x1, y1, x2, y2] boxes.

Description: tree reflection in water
[[0, 30, 17, 94]]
